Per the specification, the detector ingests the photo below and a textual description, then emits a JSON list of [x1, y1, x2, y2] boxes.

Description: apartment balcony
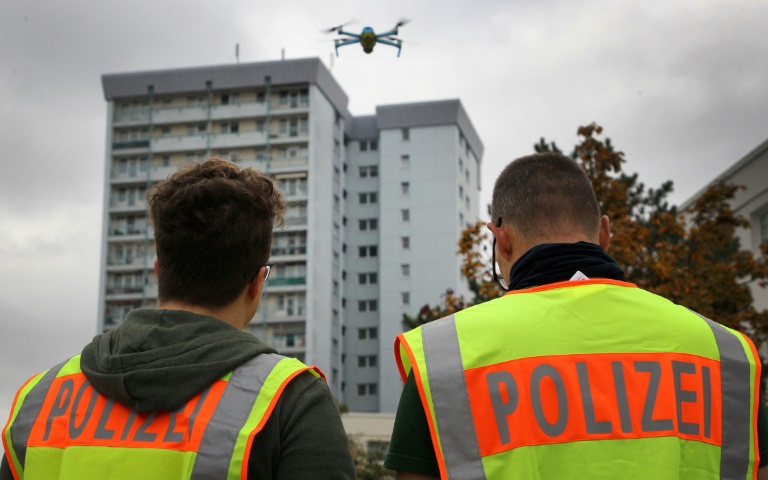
[[106, 255, 152, 272], [112, 100, 290, 127], [260, 306, 306, 323], [266, 276, 306, 293], [104, 283, 158, 300], [282, 216, 308, 232], [151, 133, 209, 153], [236, 156, 308, 175], [268, 334, 306, 354], [271, 245, 307, 262], [107, 228, 152, 242], [269, 156, 308, 174], [110, 199, 147, 213], [110, 164, 180, 184], [112, 139, 150, 152]]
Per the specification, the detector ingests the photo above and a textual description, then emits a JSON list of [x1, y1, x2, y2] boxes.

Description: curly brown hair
[[148, 157, 285, 307]]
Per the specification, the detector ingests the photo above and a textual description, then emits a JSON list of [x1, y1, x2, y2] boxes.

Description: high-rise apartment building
[[99, 58, 483, 412]]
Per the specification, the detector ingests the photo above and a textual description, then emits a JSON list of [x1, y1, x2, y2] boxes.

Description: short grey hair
[[490, 153, 601, 242]]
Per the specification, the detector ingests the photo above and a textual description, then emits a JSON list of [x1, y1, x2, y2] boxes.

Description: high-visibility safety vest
[[395, 279, 762, 480], [2, 353, 323, 480]]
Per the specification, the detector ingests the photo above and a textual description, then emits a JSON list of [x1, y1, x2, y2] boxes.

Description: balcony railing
[[105, 285, 144, 295], [270, 334, 306, 350], [269, 276, 306, 287], [271, 245, 307, 256], [113, 139, 150, 150], [284, 216, 308, 226], [107, 256, 147, 266], [109, 228, 151, 237], [112, 99, 308, 124]]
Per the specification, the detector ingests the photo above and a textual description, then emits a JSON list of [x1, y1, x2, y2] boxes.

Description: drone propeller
[[323, 19, 357, 33], [395, 18, 410, 28]]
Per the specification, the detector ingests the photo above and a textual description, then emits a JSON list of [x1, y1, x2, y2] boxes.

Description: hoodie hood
[[81, 308, 275, 413]]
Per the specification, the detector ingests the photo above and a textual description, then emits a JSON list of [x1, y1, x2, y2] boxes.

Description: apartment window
[[401, 182, 410, 195], [256, 92, 265, 103], [161, 155, 170, 167], [401, 292, 410, 305], [221, 94, 230, 104], [256, 120, 265, 133], [359, 166, 378, 178], [358, 300, 378, 312], [401, 154, 410, 167], [359, 192, 378, 204], [360, 141, 368, 152], [279, 91, 288, 105], [358, 272, 378, 285], [465, 169, 470, 183], [401, 209, 410, 222], [358, 327, 378, 340], [370, 140, 378, 151], [359, 218, 378, 231], [761, 211, 768, 244], [401, 264, 410, 277], [358, 383, 378, 396], [161, 126, 171, 137], [119, 159, 127, 173], [118, 188, 126, 202], [401, 236, 410, 250], [402, 128, 410, 141], [459, 157, 463, 171], [466, 196, 470, 209], [459, 185, 463, 198], [460, 213, 464, 226], [358, 245, 378, 257], [358, 355, 378, 368]]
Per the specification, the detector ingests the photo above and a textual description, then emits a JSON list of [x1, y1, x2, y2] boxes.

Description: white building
[[683, 137, 768, 313], [99, 58, 483, 411]]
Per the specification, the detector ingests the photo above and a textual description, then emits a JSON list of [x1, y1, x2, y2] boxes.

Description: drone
[[326, 20, 409, 57]]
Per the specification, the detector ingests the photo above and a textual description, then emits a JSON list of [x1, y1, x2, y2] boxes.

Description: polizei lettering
[[465, 352, 722, 456], [28, 374, 223, 451]]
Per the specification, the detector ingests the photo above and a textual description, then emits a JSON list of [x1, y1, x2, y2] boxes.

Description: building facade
[[99, 58, 483, 411], [683, 137, 768, 313]]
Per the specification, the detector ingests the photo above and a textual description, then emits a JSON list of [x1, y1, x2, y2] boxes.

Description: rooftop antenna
[[235, 43, 240, 63]]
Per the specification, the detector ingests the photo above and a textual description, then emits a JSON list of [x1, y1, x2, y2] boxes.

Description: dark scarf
[[507, 242, 626, 291]]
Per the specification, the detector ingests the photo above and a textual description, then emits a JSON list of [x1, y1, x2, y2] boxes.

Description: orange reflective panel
[[27, 373, 227, 452], [465, 352, 723, 456]]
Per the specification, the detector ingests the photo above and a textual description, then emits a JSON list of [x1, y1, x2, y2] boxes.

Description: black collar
[[507, 242, 626, 291]]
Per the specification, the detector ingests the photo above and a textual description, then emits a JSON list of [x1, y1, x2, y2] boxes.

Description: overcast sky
[[1, 0, 767, 418]]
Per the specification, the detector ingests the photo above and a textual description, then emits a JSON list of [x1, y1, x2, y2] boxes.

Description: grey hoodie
[[0, 308, 355, 480]]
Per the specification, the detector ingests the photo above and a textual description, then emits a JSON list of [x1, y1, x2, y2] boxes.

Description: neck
[[158, 299, 252, 330]]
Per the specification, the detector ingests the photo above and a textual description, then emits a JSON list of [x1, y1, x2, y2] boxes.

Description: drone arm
[[376, 38, 402, 57], [335, 38, 361, 56], [337, 29, 360, 38], [376, 28, 398, 38]]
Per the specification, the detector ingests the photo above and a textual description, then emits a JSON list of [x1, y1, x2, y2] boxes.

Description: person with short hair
[[2, 158, 355, 480], [385, 152, 768, 480]]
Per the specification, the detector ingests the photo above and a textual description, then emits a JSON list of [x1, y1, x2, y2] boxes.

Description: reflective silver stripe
[[190, 353, 283, 480], [695, 312, 754, 480], [422, 316, 486, 480], [9, 358, 69, 469]]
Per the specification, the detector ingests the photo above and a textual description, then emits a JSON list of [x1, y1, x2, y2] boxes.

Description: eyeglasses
[[250, 264, 272, 284], [492, 218, 509, 291]]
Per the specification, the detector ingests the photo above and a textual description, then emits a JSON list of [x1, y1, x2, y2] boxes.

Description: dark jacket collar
[[507, 241, 626, 291]]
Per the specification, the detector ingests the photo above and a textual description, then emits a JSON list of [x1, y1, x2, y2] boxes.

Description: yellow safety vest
[[3, 353, 322, 480], [395, 279, 761, 479]]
